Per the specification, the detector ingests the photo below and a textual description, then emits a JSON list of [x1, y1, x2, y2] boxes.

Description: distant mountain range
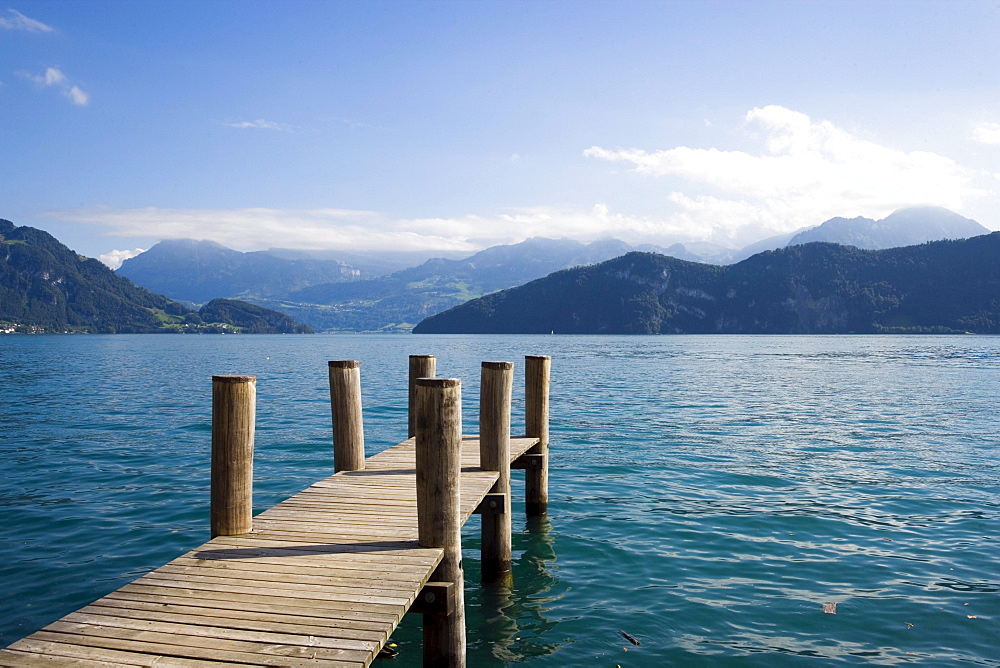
[[0, 220, 312, 334], [121, 236, 668, 331], [733, 206, 989, 261], [265, 237, 648, 331], [113, 206, 991, 332], [414, 233, 1000, 335]]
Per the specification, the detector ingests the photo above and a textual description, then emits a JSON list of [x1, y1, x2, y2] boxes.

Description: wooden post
[[414, 377, 465, 667], [408, 354, 436, 438], [328, 361, 365, 473], [480, 361, 513, 582], [211, 374, 256, 538], [525, 355, 550, 516]]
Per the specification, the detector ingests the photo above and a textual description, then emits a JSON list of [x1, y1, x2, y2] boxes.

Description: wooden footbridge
[[0, 355, 551, 667]]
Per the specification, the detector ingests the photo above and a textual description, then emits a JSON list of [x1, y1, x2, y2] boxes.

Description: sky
[[2, 0, 999, 268]]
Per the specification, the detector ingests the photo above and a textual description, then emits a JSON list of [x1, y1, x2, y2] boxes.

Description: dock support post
[[480, 361, 514, 582], [415, 377, 466, 667], [525, 355, 550, 516], [409, 355, 436, 438], [211, 374, 256, 538], [328, 361, 365, 472]]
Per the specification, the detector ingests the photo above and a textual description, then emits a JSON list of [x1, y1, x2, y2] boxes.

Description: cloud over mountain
[[43, 106, 998, 255], [585, 105, 993, 245]]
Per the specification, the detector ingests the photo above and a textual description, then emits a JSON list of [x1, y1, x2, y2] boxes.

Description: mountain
[[413, 233, 1000, 335], [0, 220, 312, 334], [730, 206, 989, 261], [117, 239, 364, 304], [198, 298, 312, 334], [265, 247, 470, 276], [263, 237, 645, 331], [786, 206, 988, 249], [113, 206, 992, 332]]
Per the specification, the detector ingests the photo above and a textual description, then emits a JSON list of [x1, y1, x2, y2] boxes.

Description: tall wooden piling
[[480, 361, 514, 582], [525, 355, 550, 516], [409, 355, 437, 438], [211, 374, 256, 538], [414, 377, 466, 667], [328, 361, 366, 472]]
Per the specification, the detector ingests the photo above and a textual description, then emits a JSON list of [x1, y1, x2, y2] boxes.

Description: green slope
[[414, 234, 1000, 334]]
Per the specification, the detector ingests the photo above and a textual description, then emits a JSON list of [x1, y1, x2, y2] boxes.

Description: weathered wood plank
[[80, 602, 388, 643], [23, 630, 358, 667], [103, 590, 399, 628], [132, 572, 414, 607], [170, 554, 434, 578], [153, 563, 422, 591], [57, 613, 378, 654], [0, 640, 255, 667]]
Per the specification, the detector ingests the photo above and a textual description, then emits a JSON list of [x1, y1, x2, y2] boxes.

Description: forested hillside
[[0, 220, 312, 334], [414, 234, 1000, 334]]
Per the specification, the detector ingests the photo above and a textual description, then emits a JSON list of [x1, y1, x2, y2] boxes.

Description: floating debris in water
[[822, 602, 837, 614], [377, 645, 399, 659], [619, 630, 641, 645]]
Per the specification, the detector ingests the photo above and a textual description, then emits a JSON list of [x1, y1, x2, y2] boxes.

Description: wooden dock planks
[[1, 436, 539, 667]]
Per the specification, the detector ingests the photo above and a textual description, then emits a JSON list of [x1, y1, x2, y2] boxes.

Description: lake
[[1, 334, 997, 665]]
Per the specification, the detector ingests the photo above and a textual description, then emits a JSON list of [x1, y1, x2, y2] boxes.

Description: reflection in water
[[474, 515, 562, 664]]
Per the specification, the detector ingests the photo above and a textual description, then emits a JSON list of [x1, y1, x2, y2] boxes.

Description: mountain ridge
[[112, 206, 992, 331], [413, 233, 1000, 335]]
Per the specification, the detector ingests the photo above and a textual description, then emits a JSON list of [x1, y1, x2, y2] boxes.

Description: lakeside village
[[0, 321, 242, 334]]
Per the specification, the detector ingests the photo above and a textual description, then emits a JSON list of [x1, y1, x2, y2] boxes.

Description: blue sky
[[2, 0, 999, 267]]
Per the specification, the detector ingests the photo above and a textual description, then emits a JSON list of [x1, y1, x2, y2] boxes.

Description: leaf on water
[[822, 602, 837, 614]]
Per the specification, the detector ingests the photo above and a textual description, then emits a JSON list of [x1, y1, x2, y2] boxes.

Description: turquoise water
[[1, 334, 997, 665]]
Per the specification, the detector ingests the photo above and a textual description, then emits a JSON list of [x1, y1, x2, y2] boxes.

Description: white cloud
[[66, 85, 89, 106], [39, 67, 66, 85], [223, 119, 294, 132], [43, 108, 998, 256], [19, 67, 89, 106], [46, 204, 686, 255], [98, 248, 147, 270], [585, 105, 994, 244], [47, 207, 479, 253], [972, 122, 1000, 146], [0, 8, 54, 32]]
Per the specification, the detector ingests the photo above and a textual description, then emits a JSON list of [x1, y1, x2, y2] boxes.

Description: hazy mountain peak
[[148, 238, 232, 252], [118, 239, 364, 304], [878, 205, 984, 231], [786, 206, 987, 250]]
